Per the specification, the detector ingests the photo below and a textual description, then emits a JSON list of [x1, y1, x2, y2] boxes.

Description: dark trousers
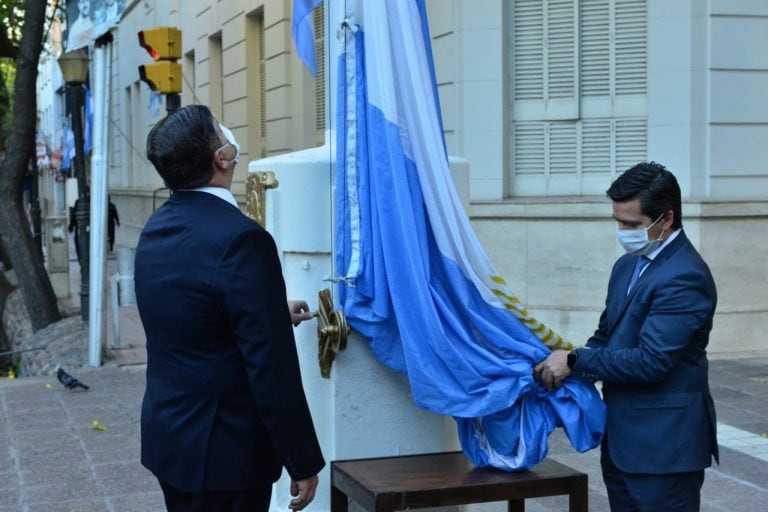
[[159, 480, 272, 512], [601, 445, 705, 512]]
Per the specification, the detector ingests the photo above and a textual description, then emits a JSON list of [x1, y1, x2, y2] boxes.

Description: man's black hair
[[607, 161, 683, 230], [146, 105, 220, 189]]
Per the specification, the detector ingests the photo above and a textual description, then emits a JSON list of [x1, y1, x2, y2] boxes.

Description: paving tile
[[20, 462, 93, 488], [24, 478, 102, 505], [108, 492, 166, 512], [26, 498, 110, 512], [82, 433, 140, 464], [0, 486, 20, 509], [17, 449, 87, 474], [94, 460, 161, 496], [712, 446, 768, 490], [0, 437, 13, 468], [65, 404, 132, 428], [701, 463, 768, 511], [0, 470, 18, 492], [6, 407, 72, 433], [12, 431, 85, 472], [2, 384, 60, 405]]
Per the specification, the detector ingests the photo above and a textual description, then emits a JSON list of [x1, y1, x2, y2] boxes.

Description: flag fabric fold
[[292, 0, 323, 76], [334, 0, 605, 470]]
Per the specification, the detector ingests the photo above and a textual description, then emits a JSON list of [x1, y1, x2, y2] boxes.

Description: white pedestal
[[250, 148, 463, 512]]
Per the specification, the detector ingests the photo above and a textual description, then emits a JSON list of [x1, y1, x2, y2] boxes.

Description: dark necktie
[[627, 256, 651, 294]]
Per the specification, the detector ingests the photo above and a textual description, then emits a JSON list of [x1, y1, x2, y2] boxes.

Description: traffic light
[[138, 27, 182, 94]]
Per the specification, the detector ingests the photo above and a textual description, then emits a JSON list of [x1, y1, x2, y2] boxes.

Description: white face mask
[[218, 124, 240, 165], [616, 213, 666, 255]]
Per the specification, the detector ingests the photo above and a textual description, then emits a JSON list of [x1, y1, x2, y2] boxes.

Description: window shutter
[[615, 0, 646, 96], [581, 119, 612, 194], [314, 4, 325, 146], [512, 122, 546, 195], [512, 121, 578, 195], [614, 0, 647, 115], [512, 0, 578, 121], [615, 118, 647, 170], [512, 0, 544, 102], [581, 0, 646, 117], [510, 0, 647, 197], [547, 122, 579, 194], [257, 16, 266, 158], [580, 0, 610, 98]]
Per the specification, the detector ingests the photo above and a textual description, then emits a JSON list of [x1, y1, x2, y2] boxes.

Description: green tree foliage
[[0, 0, 25, 152]]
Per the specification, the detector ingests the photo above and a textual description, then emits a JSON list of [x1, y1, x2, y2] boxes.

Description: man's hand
[[287, 300, 314, 327], [534, 350, 572, 391], [290, 475, 319, 510]]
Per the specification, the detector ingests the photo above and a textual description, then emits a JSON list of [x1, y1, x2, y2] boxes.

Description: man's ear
[[662, 210, 674, 230], [212, 147, 228, 171]]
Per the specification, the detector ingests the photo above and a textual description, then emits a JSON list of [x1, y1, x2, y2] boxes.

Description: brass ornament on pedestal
[[315, 289, 350, 378], [245, 171, 279, 226]]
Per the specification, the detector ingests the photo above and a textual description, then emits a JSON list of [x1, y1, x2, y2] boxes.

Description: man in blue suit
[[136, 105, 324, 511], [535, 162, 718, 511]]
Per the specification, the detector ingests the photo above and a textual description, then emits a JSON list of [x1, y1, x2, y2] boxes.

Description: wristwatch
[[566, 350, 579, 369]]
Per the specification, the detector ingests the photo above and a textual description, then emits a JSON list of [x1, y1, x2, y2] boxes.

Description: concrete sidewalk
[[2, 356, 767, 511], [2, 252, 766, 511]]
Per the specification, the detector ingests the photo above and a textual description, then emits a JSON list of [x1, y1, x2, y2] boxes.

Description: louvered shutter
[[579, 118, 647, 195], [513, 121, 579, 195], [314, 4, 325, 146], [548, 122, 579, 194], [510, 0, 647, 196], [512, 0, 578, 121], [581, 119, 612, 193], [614, 0, 646, 115], [615, 118, 647, 170], [512, 122, 546, 195], [257, 16, 266, 158]]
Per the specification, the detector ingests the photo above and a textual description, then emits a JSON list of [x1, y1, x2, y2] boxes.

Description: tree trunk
[[0, 0, 61, 331]]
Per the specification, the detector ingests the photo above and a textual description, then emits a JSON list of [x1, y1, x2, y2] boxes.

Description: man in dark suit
[[535, 162, 718, 511], [136, 105, 324, 511], [107, 195, 120, 252]]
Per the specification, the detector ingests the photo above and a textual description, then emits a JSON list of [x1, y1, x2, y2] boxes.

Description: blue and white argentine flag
[[333, 0, 605, 470]]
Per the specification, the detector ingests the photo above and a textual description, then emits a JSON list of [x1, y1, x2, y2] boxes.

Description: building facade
[[39, 0, 766, 355], [428, 0, 767, 354]]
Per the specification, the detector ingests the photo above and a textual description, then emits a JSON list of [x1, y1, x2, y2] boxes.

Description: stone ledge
[[3, 288, 88, 377]]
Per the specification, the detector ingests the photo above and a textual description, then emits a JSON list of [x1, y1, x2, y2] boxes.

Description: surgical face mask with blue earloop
[[218, 124, 240, 165], [616, 212, 666, 255]]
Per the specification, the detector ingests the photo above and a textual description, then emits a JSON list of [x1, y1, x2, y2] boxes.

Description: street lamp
[[58, 49, 90, 321]]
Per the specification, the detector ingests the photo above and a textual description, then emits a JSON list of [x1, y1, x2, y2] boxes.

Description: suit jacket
[[572, 230, 718, 474], [135, 190, 325, 493]]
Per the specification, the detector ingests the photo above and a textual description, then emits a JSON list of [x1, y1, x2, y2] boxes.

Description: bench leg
[[570, 484, 588, 512], [507, 499, 524, 512], [331, 486, 348, 512]]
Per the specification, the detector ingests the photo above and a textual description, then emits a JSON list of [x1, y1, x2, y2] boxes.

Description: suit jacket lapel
[[605, 231, 690, 337]]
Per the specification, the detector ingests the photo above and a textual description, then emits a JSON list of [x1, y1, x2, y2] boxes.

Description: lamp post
[[58, 49, 91, 321]]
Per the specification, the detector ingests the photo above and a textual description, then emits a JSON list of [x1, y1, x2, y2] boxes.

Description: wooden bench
[[331, 451, 587, 512]]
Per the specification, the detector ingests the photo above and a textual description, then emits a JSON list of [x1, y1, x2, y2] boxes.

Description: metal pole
[[166, 93, 180, 115], [69, 83, 90, 321], [88, 42, 109, 368]]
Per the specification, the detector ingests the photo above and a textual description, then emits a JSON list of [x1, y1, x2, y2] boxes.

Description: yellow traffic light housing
[[138, 27, 182, 94], [138, 27, 181, 60], [139, 61, 182, 95]]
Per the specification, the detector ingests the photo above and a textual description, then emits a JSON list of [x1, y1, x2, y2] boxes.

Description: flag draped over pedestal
[[296, 0, 606, 470]]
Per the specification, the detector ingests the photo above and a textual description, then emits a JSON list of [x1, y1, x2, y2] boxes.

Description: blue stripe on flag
[[292, 0, 323, 76]]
